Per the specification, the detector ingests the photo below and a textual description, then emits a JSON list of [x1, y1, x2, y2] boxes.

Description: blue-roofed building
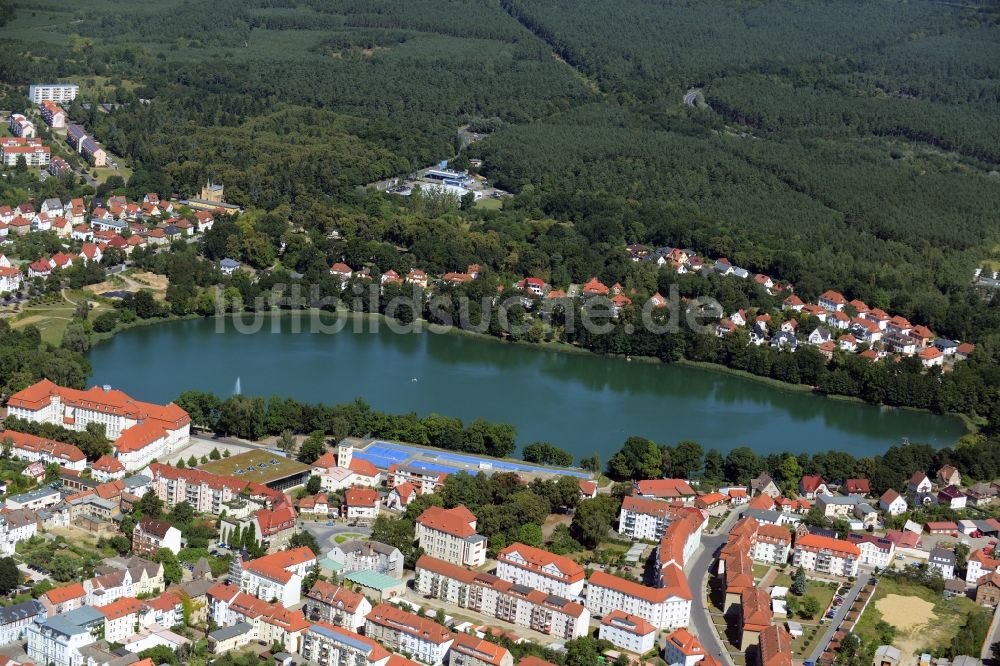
[[220, 258, 240, 276], [27, 605, 104, 666], [0, 598, 44, 644]]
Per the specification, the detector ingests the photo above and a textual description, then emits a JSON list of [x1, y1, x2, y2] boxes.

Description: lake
[[86, 315, 966, 461]]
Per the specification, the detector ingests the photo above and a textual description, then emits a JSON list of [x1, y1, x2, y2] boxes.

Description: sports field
[[198, 449, 311, 484]]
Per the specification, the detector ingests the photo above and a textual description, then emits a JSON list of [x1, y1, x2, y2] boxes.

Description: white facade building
[[585, 571, 690, 630]]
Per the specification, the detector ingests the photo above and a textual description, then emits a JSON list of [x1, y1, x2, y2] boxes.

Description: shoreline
[[85, 306, 975, 439]]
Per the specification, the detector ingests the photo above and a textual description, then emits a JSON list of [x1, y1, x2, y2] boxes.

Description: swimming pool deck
[[348, 438, 593, 480]]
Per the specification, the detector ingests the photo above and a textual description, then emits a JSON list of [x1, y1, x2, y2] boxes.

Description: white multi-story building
[[365, 604, 453, 665], [3, 430, 87, 471], [29, 84, 79, 105], [598, 611, 657, 654], [238, 547, 316, 607], [846, 534, 896, 569], [415, 505, 487, 568], [663, 628, 714, 666], [98, 597, 145, 644], [928, 548, 957, 580], [386, 463, 448, 494], [495, 543, 586, 598], [0, 508, 39, 556], [966, 548, 1000, 584], [585, 571, 690, 630], [6, 380, 190, 472], [26, 606, 104, 666], [792, 534, 860, 577], [414, 556, 590, 640], [750, 523, 792, 565], [618, 495, 696, 541], [207, 583, 309, 652], [299, 621, 391, 666]]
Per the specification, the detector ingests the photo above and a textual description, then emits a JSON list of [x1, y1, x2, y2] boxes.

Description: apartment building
[[386, 463, 448, 494], [26, 605, 104, 666], [846, 534, 896, 569], [585, 571, 691, 630], [98, 597, 145, 643], [303, 580, 371, 631], [299, 621, 391, 666], [132, 517, 182, 557], [449, 633, 513, 666], [3, 430, 87, 471], [619, 495, 698, 541], [663, 628, 719, 666], [238, 547, 316, 607], [415, 505, 487, 567], [207, 583, 310, 652], [40, 100, 66, 128], [598, 611, 657, 654], [414, 555, 590, 640], [365, 604, 454, 665], [29, 83, 79, 104], [792, 534, 860, 577], [495, 543, 586, 598], [2, 143, 49, 166], [0, 599, 45, 645]]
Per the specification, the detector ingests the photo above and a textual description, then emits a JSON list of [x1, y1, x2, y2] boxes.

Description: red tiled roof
[[98, 596, 145, 620], [417, 505, 477, 538], [600, 610, 656, 636], [741, 587, 772, 631], [759, 624, 793, 666], [306, 580, 365, 613], [244, 546, 316, 584], [366, 603, 453, 644], [349, 457, 379, 478], [634, 478, 695, 498], [451, 632, 511, 666], [587, 570, 691, 602], [795, 533, 860, 557], [43, 582, 85, 604], [497, 543, 584, 582], [345, 486, 379, 508]]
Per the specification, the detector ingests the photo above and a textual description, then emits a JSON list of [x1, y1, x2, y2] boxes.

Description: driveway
[[688, 509, 744, 666], [807, 571, 870, 662]]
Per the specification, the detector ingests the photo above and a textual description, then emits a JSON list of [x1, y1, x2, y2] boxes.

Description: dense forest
[[2, 0, 1000, 428]]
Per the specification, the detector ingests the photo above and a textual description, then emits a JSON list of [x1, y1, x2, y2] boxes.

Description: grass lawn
[[771, 573, 837, 619], [752, 563, 772, 580], [334, 533, 365, 544], [854, 576, 989, 657], [790, 621, 827, 659], [9, 290, 115, 345], [474, 197, 503, 210]]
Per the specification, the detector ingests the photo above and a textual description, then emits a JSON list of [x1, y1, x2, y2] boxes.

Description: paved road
[[688, 509, 744, 666], [807, 571, 870, 663], [981, 603, 1000, 662]]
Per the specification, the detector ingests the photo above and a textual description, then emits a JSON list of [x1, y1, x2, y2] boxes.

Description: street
[[687, 508, 744, 666], [807, 571, 870, 663]]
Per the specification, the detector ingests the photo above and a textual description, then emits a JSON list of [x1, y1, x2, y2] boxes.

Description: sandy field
[[876, 594, 935, 631]]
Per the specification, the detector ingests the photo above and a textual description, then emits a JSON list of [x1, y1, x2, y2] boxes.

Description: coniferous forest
[[2, 0, 1000, 428]]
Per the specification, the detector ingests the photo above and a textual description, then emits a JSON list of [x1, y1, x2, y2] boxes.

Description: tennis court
[[359, 440, 590, 478]]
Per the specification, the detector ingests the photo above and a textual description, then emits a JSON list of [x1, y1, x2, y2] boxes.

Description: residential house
[[344, 487, 380, 522], [799, 475, 830, 499], [879, 490, 908, 516], [751, 474, 781, 498], [908, 472, 932, 494], [928, 548, 957, 580], [739, 587, 772, 650], [132, 517, 182, 556], [977, 573, 1000, 607], [937, 466, 962, 488], [327, 540, 404, 578], [846, 534, 895, 569], [938, 486, 967, 510], [844, 479, 871, 497]]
